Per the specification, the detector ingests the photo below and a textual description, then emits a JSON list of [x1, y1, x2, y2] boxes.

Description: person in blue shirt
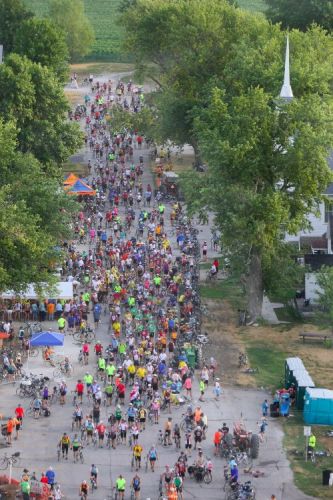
[[176, 233, 185, 249], [127, 403, 137, 424], [93, 303, 102, 327], [261, 399, 269, 417], [111, 336, 119, 353], [230, 462, 238, 484], [45, 466, 55, 490], [158, 361, 167, 377]]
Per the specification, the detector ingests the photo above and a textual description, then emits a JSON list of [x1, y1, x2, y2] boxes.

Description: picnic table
[[299, 332, 333, 343]]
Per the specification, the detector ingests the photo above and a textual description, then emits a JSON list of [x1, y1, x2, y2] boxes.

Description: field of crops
[[24, 0, 267, 60], [237, 0, 267, 12], [24, 0, 125, 60]]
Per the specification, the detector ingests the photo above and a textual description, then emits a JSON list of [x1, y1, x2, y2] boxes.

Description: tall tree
[[0, 54, 82, 165], [122, 1, 333, 163], [0, 0, 33, 54], [183, 87, 333, 319], [49, 0, 95, 61], [13, 18, 69, 82], [265, 0, 333, 31], [0, 119, 77, 292], [123, 0, 333, 318]]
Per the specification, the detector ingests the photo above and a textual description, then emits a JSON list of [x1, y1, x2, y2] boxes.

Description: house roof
[[300, 236, 327, 249]]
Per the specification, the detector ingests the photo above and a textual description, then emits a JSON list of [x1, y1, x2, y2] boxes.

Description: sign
[[304, 426, 311, 437]]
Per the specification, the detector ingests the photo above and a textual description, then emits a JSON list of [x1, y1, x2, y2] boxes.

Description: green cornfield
[[24, 0, 126, 60], [24, 0, 267, 60]]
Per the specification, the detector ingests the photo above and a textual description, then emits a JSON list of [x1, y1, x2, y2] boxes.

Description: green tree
[[122, 1, 333, 163], [0, 0, 33, 54], [262, 242, 305, 308], [0, 119, 77, 292], [49, 0, 95, 61], [183, 87, 333, 319], [315, 266, 333, 331], [0, 54, 82, 165], [124, 0, 333, 318], [265, 0, 333, 31], [13, 18, 69, 82]]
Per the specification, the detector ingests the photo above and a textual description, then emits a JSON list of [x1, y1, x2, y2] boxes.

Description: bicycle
[[0, 452, 20, 470], [90, 475, 97, 491], [19, 321, 42, 336], [53, 363, 74, 379]]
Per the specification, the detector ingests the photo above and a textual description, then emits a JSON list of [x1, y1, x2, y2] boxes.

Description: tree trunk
[[246, 247, 263, 322], [191, 140, 202, 170]]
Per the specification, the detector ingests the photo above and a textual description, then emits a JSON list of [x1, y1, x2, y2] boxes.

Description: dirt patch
[[241, 323, 333, 387], [200, 295, 333, 388], [201, 299, 248, 385]]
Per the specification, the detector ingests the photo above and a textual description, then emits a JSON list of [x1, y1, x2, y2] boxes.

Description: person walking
[[262, 399, 269, 417], [199, 379, 205, 402]]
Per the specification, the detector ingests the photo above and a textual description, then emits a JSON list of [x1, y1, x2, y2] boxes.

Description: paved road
[[0, 74, 313, 500]]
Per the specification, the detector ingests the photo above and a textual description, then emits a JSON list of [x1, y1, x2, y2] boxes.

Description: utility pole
[[0, 45, 3, 64]]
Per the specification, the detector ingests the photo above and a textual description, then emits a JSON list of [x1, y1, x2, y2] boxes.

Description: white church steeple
[[280, 36, 293, 100]]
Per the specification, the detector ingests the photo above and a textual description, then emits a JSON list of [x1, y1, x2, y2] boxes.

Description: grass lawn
[[283, 416, 333, 498], [200, 275, 246, 309], [245, 344, 286, 389], [275, 305, 303, 323]]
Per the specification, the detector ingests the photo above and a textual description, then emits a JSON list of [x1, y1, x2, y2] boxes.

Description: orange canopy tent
[[63, 173, 79, 186]]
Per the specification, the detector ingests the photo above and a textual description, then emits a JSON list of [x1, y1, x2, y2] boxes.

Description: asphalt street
[[0, 73, 314, 500]]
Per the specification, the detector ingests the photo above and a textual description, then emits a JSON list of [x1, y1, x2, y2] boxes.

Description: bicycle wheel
[[73, 333, 85, 343], [53, 368, 62, 379], [203, 471, 212, 484]]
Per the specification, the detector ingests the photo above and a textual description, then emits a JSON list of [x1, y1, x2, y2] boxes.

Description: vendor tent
[[66, 179, 96, 196], [0, 282, 73, 300], [63, 173, 79, 186], [30, 331, 64, 346]]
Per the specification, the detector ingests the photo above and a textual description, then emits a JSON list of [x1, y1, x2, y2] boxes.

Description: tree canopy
[[0, 120, 77, 292], [265, 0, 333, 31], [123, 0, 333, 318], [13, 17, 69, 82], [0, 53, 82, 166], [0, 0, 33, 54], [49, 0, 95, 61]]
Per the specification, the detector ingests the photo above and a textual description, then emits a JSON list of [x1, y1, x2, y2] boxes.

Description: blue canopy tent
[[27, 332, 64, 371], [30, 331, 64, 346], [66, 179, 96, 196]]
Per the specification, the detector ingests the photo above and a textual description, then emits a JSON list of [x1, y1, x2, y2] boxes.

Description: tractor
[[232, 421, 260, 459]]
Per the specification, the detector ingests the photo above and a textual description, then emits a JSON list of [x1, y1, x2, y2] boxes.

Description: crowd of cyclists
[[0, 76, 261, 500]]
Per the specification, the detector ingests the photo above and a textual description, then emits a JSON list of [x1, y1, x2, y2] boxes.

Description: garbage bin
[[270, 403, 280, 418], [186, 349, 196, 369], [322, 469, 332, 486]]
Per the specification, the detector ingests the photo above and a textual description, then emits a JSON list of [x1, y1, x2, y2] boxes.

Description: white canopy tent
[[0, 282, 73, 300]]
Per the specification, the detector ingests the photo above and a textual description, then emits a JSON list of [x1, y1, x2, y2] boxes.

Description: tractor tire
[[223, 433, 233, 449], [250, 434, 260, 459]]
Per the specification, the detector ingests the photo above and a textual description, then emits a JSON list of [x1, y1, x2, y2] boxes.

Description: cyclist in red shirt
[[94, 341, 103, 358], [96, 421, 106, 447], [117, 381, 126, 405], [76, 379, 84, 403]]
